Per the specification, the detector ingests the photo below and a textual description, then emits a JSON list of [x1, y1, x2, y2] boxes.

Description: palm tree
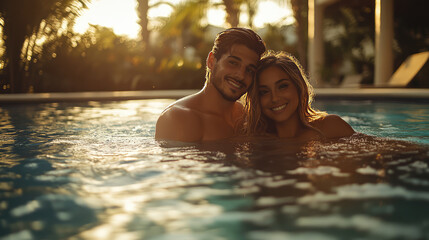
[[214, 0, 260, 28], [289, 0, 307, 68], [136, 0, 150, 54], [244, 0, 257, 28], [136, 0, 173, 55], [157, 0, 208, 56], [222, 0, 241, 27], [0, 0, 89, 93]]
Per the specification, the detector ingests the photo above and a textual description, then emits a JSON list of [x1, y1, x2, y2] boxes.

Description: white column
[[308, 0, 325, 87], [374, 0, 394, 86]]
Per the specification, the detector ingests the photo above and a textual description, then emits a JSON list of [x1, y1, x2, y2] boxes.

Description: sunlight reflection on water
[[0, 99, 428, 240]]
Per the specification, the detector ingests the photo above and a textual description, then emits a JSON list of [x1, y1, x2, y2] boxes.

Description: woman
[[244, 51, 355, 141]]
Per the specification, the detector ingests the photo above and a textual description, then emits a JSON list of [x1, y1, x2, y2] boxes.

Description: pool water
[[315, 100, 429, 145], [0, 99, 428, 240]]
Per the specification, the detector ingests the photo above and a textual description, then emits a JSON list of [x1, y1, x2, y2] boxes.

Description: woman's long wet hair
[[243, 51, 326, 136]]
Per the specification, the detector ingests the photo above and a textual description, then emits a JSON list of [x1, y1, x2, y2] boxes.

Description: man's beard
[[211, 66, 244, 102]]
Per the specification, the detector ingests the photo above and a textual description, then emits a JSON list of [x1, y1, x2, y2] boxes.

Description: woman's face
[[257, 66, 299, 124]]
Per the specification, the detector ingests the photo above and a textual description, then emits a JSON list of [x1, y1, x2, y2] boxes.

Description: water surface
[[0, 99, 428, 240]]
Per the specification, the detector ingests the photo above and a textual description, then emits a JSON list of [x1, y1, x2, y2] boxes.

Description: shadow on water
[[0, 103, 98, 239], [157, 134, 429, 239]]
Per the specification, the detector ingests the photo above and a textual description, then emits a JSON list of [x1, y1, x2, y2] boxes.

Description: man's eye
[[229, 60, 239, 66], [246, 68, 255, 75]]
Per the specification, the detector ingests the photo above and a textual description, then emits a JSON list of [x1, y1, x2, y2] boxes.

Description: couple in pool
[[155, 28, 355, 142]]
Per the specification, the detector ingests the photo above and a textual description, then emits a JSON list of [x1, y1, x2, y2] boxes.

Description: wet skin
[[257, 66, 355, 139], [258, 66, 300, 125], [155, 44, 259, 142], [209, 44, 259, 102]]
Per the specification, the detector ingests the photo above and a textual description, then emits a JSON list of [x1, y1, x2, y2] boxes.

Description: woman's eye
[[258, 90, 268, 96], [279, 83, 289, 89]]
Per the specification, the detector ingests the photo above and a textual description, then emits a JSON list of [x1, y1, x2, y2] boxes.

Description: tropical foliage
[[0, 0, 428, 93], [0, 0, 90, 93]]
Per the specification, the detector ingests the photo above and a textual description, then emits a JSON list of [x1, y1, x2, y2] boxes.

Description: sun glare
[[207, 8, 226, 27], [74, 0, 293, 39], [253, 1, 294, 28], [74, 0, 141, 39]]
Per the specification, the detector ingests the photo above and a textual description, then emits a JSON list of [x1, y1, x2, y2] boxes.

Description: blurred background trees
[[0, 0, 90, 93], [0, 0, 428, 93]]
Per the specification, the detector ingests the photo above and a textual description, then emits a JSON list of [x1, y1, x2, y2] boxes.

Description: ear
[[207, 52, 216, 70]]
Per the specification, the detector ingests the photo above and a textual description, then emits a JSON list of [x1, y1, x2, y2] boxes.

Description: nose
[[234, 66, 246, 81], [271, 91, 280, 103]]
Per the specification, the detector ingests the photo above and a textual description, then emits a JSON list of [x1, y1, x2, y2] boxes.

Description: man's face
[[208, 44, 259, 102]]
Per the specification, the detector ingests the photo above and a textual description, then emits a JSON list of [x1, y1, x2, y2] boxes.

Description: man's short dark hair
[[211, 28, 266, 60], [205, 28, 266, 81]]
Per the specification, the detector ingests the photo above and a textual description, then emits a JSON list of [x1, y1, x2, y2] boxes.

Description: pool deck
[[0, 88, 428, 103]]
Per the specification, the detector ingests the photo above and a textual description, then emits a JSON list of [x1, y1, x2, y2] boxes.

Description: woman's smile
[[258, 66, 300, 124], [271, 103, 287, 112], [244, 51, 355, 139]]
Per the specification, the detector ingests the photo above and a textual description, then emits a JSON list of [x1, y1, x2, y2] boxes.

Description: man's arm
[[155, 107, 203, 142]]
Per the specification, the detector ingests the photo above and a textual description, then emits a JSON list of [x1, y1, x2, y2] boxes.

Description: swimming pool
[[0, 98, 428, 239]]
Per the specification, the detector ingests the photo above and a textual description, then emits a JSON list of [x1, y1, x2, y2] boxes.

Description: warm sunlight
[[74, 0, 293, 39], [253, 1, 294, 28], [74, 0, 141, 38]]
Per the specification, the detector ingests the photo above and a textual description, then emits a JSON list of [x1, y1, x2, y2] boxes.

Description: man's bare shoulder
[[155, 98, 203, 142], [311, 114, 355, 139]]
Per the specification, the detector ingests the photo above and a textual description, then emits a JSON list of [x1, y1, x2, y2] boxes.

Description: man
[[155, 28, 266, 142]]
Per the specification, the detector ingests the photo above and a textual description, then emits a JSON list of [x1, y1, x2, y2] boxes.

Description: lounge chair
[[388, 51, 429, 87]]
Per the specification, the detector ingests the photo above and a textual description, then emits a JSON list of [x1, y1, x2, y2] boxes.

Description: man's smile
[[226, 77, 245, 89]]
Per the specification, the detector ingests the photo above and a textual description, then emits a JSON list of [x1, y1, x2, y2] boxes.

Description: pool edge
[[0, 88, 428, 103], [0, 90, 199, 103]]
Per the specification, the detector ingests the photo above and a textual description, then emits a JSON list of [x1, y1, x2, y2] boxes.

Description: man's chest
[[201, 116, 235, 141]]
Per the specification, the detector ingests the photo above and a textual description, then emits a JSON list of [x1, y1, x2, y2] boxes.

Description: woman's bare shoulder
[[311, 114, 355, 139]]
